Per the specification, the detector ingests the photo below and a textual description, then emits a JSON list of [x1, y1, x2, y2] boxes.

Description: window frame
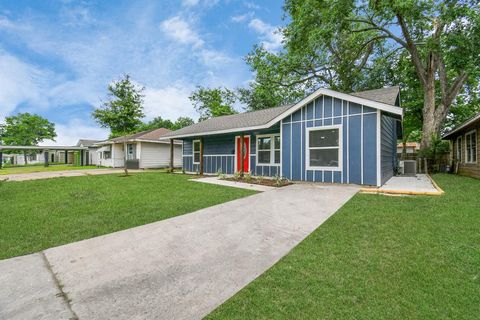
[[305, 125, 343, 171], [456, 136, 462, 162], [192, 140, 201, 164], [465, 130, 477, 164], [256, 134, 281, 166]]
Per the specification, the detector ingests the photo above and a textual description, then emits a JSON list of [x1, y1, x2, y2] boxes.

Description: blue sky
[[0, 0, 285, 145]]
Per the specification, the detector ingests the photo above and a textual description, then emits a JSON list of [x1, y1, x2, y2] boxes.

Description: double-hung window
[[306, 125, 342, 170], [193, 140, 201, 164], [256, 134, 280, 166], [456, 136, 462, 162], [465, 130, 477, 163]]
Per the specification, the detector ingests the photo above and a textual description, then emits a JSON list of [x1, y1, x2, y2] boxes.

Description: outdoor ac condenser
[[403, 160, 417, 175]]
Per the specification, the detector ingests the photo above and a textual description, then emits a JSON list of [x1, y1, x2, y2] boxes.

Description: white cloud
[[161, 16, 204, 48], [0, 51, 48, 120], [143, 85, 197, 121], [248, 18, 283, 51], [243, 1, 260, 10], [182, 0, 200, 6], [40, 119, 109, 146], [231, 12, 254, 23]]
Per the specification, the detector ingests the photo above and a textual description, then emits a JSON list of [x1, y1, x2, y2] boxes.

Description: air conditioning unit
[[403, 160, 417, 175], [398, 160, 405, 175]]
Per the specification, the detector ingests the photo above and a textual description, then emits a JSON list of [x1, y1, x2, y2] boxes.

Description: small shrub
[[216, 168, 223, 177], [233, 171, 241, 181], [182, 168, 186, 174], [244, 172, 252, 182], [274, 174, 283, 187]]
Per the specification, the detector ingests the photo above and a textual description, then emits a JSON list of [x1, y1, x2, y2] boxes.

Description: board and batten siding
[[182, 129, 281, 176], [139, 142, 182, 169], [380, 113, 398, 185], [281, 95, 380, 186]]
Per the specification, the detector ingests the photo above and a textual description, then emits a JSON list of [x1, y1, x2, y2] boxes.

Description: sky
[[0, 0, 285, 145]]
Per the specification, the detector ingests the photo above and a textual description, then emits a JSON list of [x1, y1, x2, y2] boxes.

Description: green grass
[[0, 164, 98, 175], [207, 174, 480, 320], [0, 173, 256, 260]]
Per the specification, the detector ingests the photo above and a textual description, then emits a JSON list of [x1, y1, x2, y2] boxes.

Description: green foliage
[[92, 74, 145, 138], [172, 117, 195, 130], [189, 86, 238, 121], [0, 113, 56, 146]]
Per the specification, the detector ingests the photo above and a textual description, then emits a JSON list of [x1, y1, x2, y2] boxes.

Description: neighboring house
[[443, 112, 479, 179], [94, 128, 182, 169], [397, 142, 420, 160], [76, 139, 101, 166], [163, 87, 403, 186]]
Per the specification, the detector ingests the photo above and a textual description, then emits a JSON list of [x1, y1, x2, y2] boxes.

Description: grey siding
[[281, 95, 379, 185], [381, 113, 398, 184]]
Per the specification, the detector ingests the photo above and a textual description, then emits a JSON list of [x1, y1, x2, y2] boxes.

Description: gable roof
[[443, 112, 480, 139], [162, 87, 403, 139], [95, 128, 179, 145], [350, 86, 400, 106], [76, 139, 101, 147]]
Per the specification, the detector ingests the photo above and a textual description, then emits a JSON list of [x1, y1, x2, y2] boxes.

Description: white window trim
[[456, 136, 462, 162], [465, 130, 477, 164], [256, 134, 281, 166], [192, 139, 201, 164], [306, 124, 343, 171]]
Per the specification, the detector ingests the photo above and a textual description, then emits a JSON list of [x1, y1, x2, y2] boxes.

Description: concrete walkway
[[0, 168, 143, 181], [0, 184, 358, 320]]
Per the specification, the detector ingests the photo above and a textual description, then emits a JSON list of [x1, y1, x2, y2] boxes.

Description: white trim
[[305, 125, 343, 171], [203, 154, 234, 157], [192, 139, 201, 164], [347, 102, 350, 183], [361, 105, 364, 184], [443, 113, 480, 139], [376, 110, 382, 186], [163, 88, 402, 139], [290, 114, 292, 179], [255, 133, 281, 166], [465, 129, 477, 164], [301, 106, 303, 180], [280, 119, 283, 177]]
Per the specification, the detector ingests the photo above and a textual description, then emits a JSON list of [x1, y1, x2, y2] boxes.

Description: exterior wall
[[281, 95, 380, 186], [182, 129, 280, 176], [98, 143, 124, 168], [139, 142, 182, 168], [381, 113, 398, 185], [450, 124, 479, 179], [88, 148, 100, 165]]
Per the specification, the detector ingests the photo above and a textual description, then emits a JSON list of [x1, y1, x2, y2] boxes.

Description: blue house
[[163, 87, 402, 186]]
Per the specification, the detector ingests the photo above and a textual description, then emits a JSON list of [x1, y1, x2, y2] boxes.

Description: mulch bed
[[223, 176, 292, 187]]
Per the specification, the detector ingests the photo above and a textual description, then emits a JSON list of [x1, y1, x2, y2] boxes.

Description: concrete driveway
[[0, 184, 358, 320], [1, 168, 143, 181]]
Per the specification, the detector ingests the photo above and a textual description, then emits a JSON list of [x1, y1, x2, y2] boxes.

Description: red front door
[[236, 136, 250, 173]]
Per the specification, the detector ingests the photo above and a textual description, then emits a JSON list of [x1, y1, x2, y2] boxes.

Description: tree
[[280, 0, 480, 150], [92, 74, 145, 175], [0, 113, 56, 164], [140, 116, 174, 131], [189, 86, 238, 121], [172, 117, 194, 130]]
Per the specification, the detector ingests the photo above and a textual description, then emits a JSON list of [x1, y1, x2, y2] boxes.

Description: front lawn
[[207, 174, 480, 320], [0, 164, 98, 175], [0, 173, 256, 260]]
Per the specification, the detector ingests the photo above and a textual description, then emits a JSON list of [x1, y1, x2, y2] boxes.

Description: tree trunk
[[420, 78, 440, 151], [24, 151, 28, 165]]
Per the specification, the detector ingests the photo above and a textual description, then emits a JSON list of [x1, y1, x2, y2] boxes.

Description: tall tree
[[189, 86, 238, 121], [172, 117, 195, 130], [139, 116, 195, 132], [281, 0, 480, 149], [0, 113, 56, 164], [93, 74, 145, 175]]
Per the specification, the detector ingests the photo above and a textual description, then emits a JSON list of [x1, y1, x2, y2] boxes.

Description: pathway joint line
[[39, 252, 79, 320]]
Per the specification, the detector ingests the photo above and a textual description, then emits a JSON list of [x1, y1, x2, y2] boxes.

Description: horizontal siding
[[140, 142, 182, 168], [381, 113, 397, 185], [453, 126, 480, 179]]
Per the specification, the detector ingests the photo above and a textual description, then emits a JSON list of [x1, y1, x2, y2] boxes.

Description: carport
[[0, 145, 89, 169]]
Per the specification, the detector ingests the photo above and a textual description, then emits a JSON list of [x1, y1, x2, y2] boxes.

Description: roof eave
[[442, 114, 480, 139]]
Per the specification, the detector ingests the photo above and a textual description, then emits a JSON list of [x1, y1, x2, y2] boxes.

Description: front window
[[465, 130, 477, 163], [103, 151, 111, 159], [193, 140, 201, 164], [256, 134, 280, 165], [307, 126, 341, 170]]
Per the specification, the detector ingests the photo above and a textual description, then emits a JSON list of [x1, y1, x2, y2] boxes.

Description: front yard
[[207, 174, 480, 320], [0, 172, 256, 260], [0, 164, 98, 175]]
